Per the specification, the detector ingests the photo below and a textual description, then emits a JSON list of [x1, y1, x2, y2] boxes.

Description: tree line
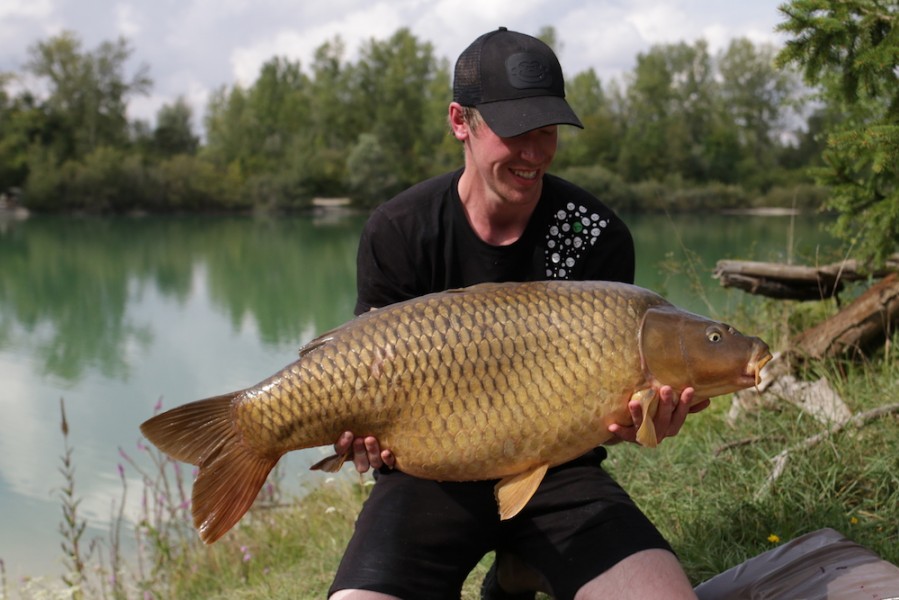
[[0, 26, 820, 214], [0, 1, 896, 264]]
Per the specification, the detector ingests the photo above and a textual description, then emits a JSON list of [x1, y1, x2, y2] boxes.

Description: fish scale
[[141, 280, 771, 543]]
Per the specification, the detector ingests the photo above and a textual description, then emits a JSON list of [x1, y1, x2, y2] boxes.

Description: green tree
[[352, 28, 445, 191], [203, 56, 317, 206], [717, 38, 802, 186], [617, 41, 717, 182], [556, 69, 621, 170], [345, 132, 398, 206], [203, 84, 248, 169], [25, 31, 151, 161], [304, 37, 357, 191], [210, 56, 309, 175], [0, 75, 41, 191], [777, 0, 899, 265], [152, 97, 199, 157]]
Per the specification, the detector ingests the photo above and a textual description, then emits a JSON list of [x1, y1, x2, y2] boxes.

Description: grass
[[6, 305, 897, 599], [605, 355, 899, 584]]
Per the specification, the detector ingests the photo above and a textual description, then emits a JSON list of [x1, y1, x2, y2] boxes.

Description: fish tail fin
[[192, 441, 278, 544], [140, 392, 279, 544]]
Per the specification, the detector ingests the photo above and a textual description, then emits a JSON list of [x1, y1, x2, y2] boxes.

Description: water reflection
[[0, 215, 363, 383]]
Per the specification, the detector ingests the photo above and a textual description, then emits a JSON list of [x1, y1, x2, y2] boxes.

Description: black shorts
[[329, 449, 673, 600]]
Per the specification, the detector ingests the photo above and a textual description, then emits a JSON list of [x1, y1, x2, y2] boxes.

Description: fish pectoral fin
[[632, 389, 660, 448], [309, 452, 350, 473], [495, 463, 549, 520]]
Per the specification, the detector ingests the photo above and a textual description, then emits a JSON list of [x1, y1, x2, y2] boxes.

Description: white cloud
[[0, 0, 789, 128], [0, 0, 54, 19], [628, 3, 694, 44], [114, 2, 141, 38], [229, 3, 409, 86]]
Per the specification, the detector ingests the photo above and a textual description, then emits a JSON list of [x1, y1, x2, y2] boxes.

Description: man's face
[[465, 119, 559, 207]]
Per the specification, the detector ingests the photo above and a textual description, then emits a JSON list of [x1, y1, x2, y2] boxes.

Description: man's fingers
[[334, 431, 394, 473], [352, 437, 369, 472], [364, 437, 383, 469], [335, 430, 354, 455]]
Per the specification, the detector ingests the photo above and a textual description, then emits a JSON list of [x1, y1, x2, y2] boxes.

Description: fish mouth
[[747, 349, 774, 387]]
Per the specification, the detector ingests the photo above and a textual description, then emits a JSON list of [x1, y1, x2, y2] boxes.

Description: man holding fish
[[329, 27, 708, 600], [141, 25, 770, 600]]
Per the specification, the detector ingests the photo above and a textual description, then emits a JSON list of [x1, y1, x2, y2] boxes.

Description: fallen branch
[[791, 272, 899, 361], [754, 402, 899, 501], [713, 253, 898, 301], [729, 355, 852, 427]]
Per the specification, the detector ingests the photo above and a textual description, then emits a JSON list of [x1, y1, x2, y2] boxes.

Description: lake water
[[0, 211, 837, 582]]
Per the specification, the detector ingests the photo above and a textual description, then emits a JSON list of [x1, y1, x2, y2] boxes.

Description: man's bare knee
[[575, 549, 697, 600], [329, 590, 402, 600]]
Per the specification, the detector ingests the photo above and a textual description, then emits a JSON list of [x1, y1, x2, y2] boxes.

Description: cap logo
[[505, 52, 553, 90]]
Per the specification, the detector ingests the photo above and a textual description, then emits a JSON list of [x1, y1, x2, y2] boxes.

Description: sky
[[1, 0, 790, 128]]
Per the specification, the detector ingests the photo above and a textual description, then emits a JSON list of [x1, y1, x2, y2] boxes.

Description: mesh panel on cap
[[453, 40, 481, 106], [453, 35, 485, 106]]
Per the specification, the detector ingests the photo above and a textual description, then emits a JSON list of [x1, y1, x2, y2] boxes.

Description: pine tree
[[777, 0, 899, 266]]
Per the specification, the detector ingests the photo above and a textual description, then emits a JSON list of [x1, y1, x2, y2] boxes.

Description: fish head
[[639, 306, 772, 399]]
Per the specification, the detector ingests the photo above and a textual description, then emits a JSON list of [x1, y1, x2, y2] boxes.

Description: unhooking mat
[[694, 528, 899, 599]]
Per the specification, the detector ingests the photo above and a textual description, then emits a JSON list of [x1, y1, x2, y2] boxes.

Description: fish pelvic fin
[[495, 463, 549, 520], [632, 389, 660, 448], [309, 452, 349, 473], [140, 392, 279, 544]]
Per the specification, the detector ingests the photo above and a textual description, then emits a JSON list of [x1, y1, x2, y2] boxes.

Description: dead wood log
[[713, 253, 899, 301], [714, 260, 844, 299], [791, 272, 899, 361]]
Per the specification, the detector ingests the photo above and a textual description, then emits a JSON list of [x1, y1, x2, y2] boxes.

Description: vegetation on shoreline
[[2, 24, 822, 218]]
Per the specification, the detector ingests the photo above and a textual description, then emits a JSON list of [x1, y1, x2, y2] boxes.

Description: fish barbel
[[141, 280, 772, 543]]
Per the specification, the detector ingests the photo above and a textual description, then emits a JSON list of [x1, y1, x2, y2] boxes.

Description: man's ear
[[448, 102, 469, 141]]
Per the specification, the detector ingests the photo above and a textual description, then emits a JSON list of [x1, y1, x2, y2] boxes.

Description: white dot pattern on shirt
[[545, 202, 607, 279]]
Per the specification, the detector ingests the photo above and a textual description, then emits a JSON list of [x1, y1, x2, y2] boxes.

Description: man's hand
[[334, 431, 396, 473], [607, 386, 710, 445]]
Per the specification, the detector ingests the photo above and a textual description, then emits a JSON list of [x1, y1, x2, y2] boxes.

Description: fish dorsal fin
[[298, 335, 333, 359], [632, 389, 660, 448], [445, 282, 511, 294], [495, 463, 549, 520]]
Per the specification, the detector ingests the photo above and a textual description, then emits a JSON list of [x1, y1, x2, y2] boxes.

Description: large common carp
[[141, 280, 771, 543]]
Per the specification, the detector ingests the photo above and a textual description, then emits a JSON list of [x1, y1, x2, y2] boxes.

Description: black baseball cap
[[453, 27, 583, 138]]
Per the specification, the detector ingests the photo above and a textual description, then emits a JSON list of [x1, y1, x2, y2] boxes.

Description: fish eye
[[706, 327, 723, 343]]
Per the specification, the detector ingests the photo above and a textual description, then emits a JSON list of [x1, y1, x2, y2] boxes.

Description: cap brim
[[476, 95, 583, 138]]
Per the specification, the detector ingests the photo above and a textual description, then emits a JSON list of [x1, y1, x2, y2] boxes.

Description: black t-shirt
[[355, 169, 635, 315]]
